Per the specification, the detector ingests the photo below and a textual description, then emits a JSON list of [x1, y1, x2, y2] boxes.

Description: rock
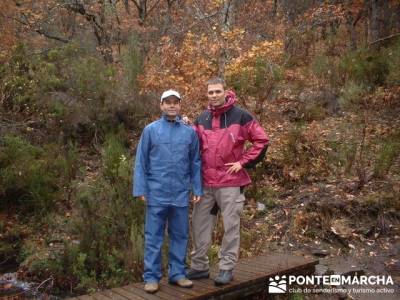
[[330, 263, 365, 278], [331, 218, 354, 239], [256, 202, 266, 211], [314, 264, 330, 276], [340, 269, 366, 277], [311, 249, 330, 257]]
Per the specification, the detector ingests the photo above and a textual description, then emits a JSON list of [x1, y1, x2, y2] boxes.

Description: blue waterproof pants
[[143, 205, 189, 283]]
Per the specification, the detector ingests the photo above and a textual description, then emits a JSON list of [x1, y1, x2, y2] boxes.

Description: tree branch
[[35, 28, 70, 43], [11, 14, 70, 43], [369, 32, 400, 46], [129, 0, 141, 11], [147, 0, 161, 17]]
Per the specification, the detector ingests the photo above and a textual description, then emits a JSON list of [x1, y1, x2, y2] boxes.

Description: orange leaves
[[140, 31, 218, 103], [0, 1, 19, 61], [304, 3, 346, 24], [226, 39, 284, 78]]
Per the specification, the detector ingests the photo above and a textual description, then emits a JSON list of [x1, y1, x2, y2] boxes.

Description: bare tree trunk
[[272, 0, 278, 18], [344, 0, 365, 51], [66, 1, 114, 63], [396, 3, 400, 32], [218, 0, 236, 78], [129, 0, 161, 26], [368, 0, 390, 46]]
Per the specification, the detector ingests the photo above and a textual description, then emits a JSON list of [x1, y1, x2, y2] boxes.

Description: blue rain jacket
[[133, 115, 203, 206]]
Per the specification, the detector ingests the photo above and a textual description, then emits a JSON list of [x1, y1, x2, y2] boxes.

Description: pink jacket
[[194, 91, 269, 188]]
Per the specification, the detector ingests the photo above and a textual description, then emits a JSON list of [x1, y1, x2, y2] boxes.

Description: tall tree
[[367, 0, 390, 45]]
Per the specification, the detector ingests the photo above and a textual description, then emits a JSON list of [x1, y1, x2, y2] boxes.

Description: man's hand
[[225, 162, 242, 174], [192, 195, 201, 204], [182, 115, 192, 125], [139, 196, 146, 202]]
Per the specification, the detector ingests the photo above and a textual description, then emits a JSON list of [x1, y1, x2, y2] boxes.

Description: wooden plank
[[205, 273, 267, 299], [191, 257, 317, 300], [91, 292, 113, 300], [208, 280, 267, 300], [195, 278, 222, 289], [111, 287, 146, 300], [230, 270, 260, 282], [99, 289, 132, 300], [234, 262, 270, 276], [188, 280, 219, 294], [157, 283, 193, 298], [190, 278, 224, 300], [188, 285, 216, 297], [68, 254, 320, 300], [77, 295, 97, 300], [129, 283, 176, 300], [121, 285, 163, 300], [187, 278, 237, 300]]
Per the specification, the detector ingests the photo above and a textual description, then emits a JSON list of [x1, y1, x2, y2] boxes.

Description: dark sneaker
[[214, 270, 233, 286], [186, 268, 210, 280]]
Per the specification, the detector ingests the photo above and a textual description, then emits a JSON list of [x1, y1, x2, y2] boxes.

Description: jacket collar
[[161, 114, 183, 124], [208, 90, 236, 116]]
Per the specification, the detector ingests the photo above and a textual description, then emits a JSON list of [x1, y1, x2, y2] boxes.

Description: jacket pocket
[[173, 142, 190, 164]]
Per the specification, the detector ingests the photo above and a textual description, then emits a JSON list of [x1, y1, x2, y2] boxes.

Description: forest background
[[0, 0, 399, 297]]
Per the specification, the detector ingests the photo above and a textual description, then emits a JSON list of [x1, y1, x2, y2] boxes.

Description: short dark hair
[[206, 77, 226, 88]]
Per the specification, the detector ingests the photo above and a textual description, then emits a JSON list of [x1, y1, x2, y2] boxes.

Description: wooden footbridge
[[68, 253, 319, 300]]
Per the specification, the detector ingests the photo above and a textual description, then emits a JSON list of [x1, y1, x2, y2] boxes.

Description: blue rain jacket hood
[[133, 114, 203, 206]]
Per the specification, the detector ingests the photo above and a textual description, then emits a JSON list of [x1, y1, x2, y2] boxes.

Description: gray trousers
[[190, 187, 245, 271]]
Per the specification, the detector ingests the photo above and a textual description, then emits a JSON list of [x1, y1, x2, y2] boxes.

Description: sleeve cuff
[[239, 159, 248, 166]]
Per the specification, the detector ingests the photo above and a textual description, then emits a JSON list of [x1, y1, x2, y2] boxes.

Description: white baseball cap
[[160, 89, 181, 102]]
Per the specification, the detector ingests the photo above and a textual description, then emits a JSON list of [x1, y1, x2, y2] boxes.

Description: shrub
[[326, 138, 358, 175], [69, 57, 114, 103], [280, 125, 330, 183], [246, 162, 278, 209], [0, 136, 78, 215], [0, 44, 39, 112], [310, 55, 341, 87], [122, 33, 144, 93], [385, 40, 400, 86], [225, 40, 283, 114], [227, 57, 283, 99], [374, 132, 400, 178], [67, 133, 145, 291], [297, 101, 328, 122], [102, 129, 129, 182], [339, 48, 388, 87], [339, 80, 369, 108]]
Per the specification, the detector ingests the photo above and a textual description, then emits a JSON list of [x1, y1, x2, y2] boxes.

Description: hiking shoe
[[186, 268, 210, 280], [214, 270, 233, 286], [144, 282, 159, 293], [170, 278, 194, 288]]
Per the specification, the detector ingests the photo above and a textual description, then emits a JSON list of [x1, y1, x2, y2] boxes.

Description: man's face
[[207, 83, 226, 107], [160, 96, 181, 118]]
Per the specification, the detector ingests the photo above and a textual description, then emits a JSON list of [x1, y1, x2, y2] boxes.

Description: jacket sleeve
[[192, 118, 201, 137], [133, 127, 151, 197], [239, 119, 269, 168], [189, 130, 203, 196]]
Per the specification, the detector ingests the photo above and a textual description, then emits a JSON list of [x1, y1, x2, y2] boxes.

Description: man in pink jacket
[[187, 77, 269, 285]]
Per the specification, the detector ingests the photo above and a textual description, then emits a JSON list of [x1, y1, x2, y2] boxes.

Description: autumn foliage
[[1, 0, 400, 297]]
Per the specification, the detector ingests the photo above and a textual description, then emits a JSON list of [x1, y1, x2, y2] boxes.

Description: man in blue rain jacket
[[133, 89, 203, 294]]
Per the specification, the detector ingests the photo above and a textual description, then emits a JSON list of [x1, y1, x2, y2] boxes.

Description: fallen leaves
[[330, 219, 354, 239]]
